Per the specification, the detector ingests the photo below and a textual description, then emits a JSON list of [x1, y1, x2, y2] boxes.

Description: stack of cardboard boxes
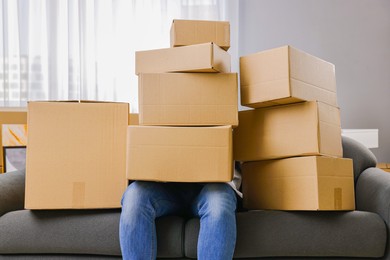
[[234, 46, 355, 211], [128, 19, 238, 183], [21, 19, 355, 212], [22, 19, 237, 210]]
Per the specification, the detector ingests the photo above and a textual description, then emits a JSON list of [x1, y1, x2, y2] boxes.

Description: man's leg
[[119, 181, 200, 260], [192, 183, 237, 260]]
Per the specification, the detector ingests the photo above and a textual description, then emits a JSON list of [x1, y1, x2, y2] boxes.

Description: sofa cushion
[[0, 170, 25, 217], [0, 210, 185, 258], [185, 210, 386, 258]]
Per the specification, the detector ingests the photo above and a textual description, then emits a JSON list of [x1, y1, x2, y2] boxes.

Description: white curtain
[[0, 0, 236, 112]]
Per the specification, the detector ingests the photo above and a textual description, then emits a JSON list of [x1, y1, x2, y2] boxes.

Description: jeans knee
[[196, 184, 237, 218], [121, 181, 157, 215]]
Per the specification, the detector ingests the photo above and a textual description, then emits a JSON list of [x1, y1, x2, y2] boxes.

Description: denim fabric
[[119, 181, 237, 260]]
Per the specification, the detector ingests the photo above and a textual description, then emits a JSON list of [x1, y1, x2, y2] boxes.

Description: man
[[119, 162, 242, 259]]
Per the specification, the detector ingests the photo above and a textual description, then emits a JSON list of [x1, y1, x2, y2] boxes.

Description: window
[[0, 0, 235, 111]]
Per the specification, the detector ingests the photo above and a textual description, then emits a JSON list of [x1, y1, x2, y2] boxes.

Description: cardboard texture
[[2, 124, 28, 173], [240, 45, 337, 108], [25, 101, 129, 209], [139, 73, 238, 126], [2, 124, 28, 146], [377, 163, 390, 172], [233, 101, 342, 161], [242, 156, 355, 211], [170, 19, 230, 50], [0, 108, 27, 172], [377, 162, 390, 169], [135, 43, 230, 74], [129, 113, 139, 125], [127, 125, 233, 182]]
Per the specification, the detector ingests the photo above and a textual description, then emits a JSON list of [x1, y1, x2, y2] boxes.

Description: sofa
[[0, 136, 389, 259]]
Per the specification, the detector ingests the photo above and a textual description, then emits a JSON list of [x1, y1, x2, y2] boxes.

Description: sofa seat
[[0, 208, 386, 259], [187, 210, 386, 258]]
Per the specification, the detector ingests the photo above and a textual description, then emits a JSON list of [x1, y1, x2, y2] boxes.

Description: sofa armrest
[[342, 136, 377, 183], [0, 170, 25, 216], [356, 167, 390, 225]]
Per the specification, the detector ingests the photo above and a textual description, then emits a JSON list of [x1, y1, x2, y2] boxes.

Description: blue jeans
[[119, 181, 237, 260]]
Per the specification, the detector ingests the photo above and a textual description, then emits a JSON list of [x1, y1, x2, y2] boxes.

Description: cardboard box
[[242, 156, 355, 211], [0, 108, 27, 172], [2, 124, 28, 173], [233, 101, 342, 161], [2, 124, 27, 146], [25, 101, 129, 209], [240, 45, 337, 108], [170, 19, 230, 50], [139, 73, 238, 126], [135, 43, 230, 74], [129, 113, 139, 125], [127, 125, 233, 182], [377, 163, 390, 172]]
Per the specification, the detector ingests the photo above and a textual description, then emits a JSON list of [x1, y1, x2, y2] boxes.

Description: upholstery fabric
[[0, 255, 121, 259], [342, 136, 377, 183], [0, 137, 389, 259], [356, 167, 390, 223], [0, 210, 185, 258], [185, 210, 386, 258], [356, 167, 390, 259], [0, 170, 25, 216]]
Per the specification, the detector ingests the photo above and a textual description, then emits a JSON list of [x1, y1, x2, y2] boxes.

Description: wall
[[238, 0, 390, 162]]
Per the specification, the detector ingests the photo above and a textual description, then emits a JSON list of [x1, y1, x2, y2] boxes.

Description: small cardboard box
[[25, 101, 129, 209], [2, 124, 28, 172], [242, 156, 355, 211], [0, 108, 27, 172], [135, 43, 230, 74], [240, 45, 337, 108], [377, 163, 390, 172], [139, 73, 238, 126], [233, 101, 342, 161], [127, 125, 233, 182], [170, 19, 230, 50]]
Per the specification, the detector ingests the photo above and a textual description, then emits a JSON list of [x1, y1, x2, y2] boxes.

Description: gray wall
[[238, 0, 390, 162]]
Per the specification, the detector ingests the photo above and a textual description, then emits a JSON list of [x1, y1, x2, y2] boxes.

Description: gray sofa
[[0, 136, 389, 259]]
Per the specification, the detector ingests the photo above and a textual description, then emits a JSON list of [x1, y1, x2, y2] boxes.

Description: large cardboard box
[[139, 73, 238, 126], [127, 125, 233, 182], [0, 108, 27, 172], [135, 43, 230, 74], [242, 156, 355, 211], [233, 101, 342, 161], [240, 45, 337, 108], [170, 19, 230, 50], [25, 101, 129, 209]]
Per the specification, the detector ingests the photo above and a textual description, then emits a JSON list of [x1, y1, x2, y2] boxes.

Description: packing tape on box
[[334, 188, 342, 210], [72, 182, 85, 208]]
